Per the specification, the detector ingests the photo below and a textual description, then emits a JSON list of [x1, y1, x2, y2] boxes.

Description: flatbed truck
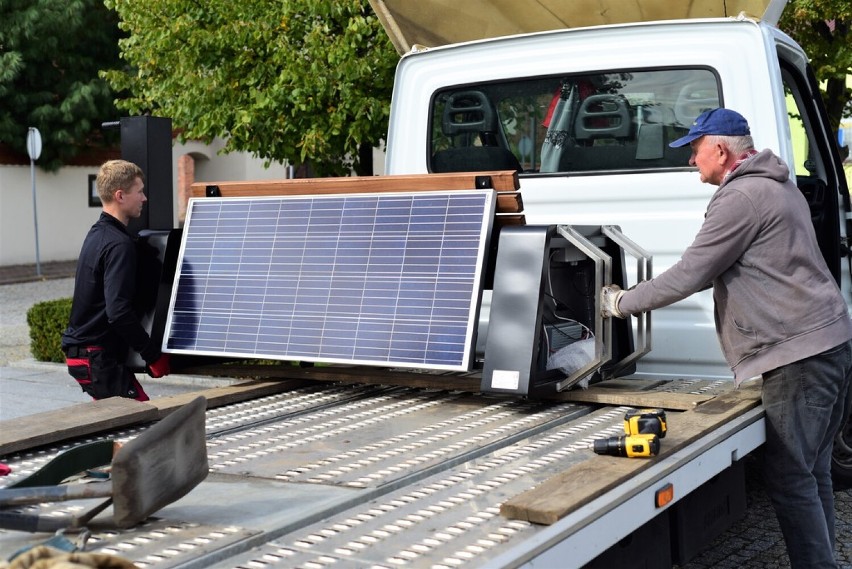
[[2, 1, 850, 567]]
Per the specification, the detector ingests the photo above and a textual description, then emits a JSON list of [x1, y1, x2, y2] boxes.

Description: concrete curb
[[6, 358, 243, 389]]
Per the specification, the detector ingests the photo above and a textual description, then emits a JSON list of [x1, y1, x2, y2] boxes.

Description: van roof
[[369, 0, 786, 54]]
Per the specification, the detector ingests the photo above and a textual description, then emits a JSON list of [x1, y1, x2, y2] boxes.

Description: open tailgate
[[369, 0, 786, 53]]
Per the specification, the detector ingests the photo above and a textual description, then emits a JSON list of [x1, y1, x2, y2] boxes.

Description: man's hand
[[147, 354, 171, 378], [601, 285, 626, 318]]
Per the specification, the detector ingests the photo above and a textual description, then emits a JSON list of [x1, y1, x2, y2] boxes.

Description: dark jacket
[[618, 149, 852, 383], [61, 212, 160, 363]]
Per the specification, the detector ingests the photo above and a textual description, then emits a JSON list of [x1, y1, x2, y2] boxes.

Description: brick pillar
[[177, 154, 195, 225]]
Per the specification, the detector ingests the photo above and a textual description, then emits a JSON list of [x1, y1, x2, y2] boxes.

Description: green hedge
[[27, 297, 72, 363]]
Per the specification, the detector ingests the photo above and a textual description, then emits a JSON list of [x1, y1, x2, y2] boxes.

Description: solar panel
[[163, 190, 496, 370]]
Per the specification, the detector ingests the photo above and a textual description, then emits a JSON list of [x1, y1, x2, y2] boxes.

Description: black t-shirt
[[61, 212, 159, 363]]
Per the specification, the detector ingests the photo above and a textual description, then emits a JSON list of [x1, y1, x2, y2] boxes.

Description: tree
[[779, 0, 852, 134], [103, 0, 398, 176], [0, 0, 123, 170], [102, 1, 848, 175]]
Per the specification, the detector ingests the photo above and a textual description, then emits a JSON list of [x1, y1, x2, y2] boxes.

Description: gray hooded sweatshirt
[[618, 149, 852, 384]]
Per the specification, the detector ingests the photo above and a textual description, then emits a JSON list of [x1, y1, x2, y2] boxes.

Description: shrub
[[27, 297, 72, 362]]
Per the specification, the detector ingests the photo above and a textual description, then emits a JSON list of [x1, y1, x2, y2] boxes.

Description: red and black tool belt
[[64, 345, 98, 359], [64, 345, 149, 401], [65, 346, 102, 388]]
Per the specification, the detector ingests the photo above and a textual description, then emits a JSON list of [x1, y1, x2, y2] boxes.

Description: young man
[[601, 108, 852, 568], [62, 159, 170, 401]]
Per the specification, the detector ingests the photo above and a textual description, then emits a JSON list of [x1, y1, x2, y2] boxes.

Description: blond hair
[[96, 160, 144, 204]]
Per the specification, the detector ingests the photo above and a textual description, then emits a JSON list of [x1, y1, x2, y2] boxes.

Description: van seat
[[432, 146, 522, 173]]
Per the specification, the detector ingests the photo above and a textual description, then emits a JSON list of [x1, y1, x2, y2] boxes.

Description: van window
[[785, 92, 810, 176], [429, 69, 721, 174], [779, 63, 843, 282]]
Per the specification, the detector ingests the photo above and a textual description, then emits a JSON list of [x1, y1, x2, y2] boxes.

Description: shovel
[[0, 396, 209, 532]]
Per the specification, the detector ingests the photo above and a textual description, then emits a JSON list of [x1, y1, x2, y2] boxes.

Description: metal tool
[[0, 396, 209, 531], [592, 433, 660, 458]]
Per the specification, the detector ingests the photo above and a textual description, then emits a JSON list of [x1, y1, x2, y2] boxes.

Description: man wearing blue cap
[[601, 108, 852, 568]]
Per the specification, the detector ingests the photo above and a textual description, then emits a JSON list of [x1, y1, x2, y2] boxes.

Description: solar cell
[[163, 190, 496, 370]]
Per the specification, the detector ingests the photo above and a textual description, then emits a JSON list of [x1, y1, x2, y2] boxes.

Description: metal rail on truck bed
[[0, 377, 764, 568]]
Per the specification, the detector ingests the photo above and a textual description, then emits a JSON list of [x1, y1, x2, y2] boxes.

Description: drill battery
[[624, 408, 667, 438]]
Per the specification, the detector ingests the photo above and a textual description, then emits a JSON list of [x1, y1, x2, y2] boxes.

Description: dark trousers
[[65, 345, 149, 402], [762, 340, 852, 569]]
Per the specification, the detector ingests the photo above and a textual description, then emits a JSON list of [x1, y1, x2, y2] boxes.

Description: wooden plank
[[550, 384, 715, 411], [178, 363, 482, 393], [0, 398, 158, 457], [496, 192, 523, 213], [169, 367, 715, 406], [572, 378, 670, 391], [494, 214, 526, 227], [190, 170, 520, 200], [316, 368, 481, 392], [149, 379, 315, 418], [500, 380, 762, 525]]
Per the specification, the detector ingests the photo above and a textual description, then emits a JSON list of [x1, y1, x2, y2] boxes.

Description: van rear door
[[771, 27, 852, 287], [369, 0, 783, 53]]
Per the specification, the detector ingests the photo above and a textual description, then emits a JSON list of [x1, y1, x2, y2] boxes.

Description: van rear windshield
[[429, 69, 720, 174]]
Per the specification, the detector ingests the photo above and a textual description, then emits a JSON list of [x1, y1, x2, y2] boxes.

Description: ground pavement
[[0, 261, 849, 567]]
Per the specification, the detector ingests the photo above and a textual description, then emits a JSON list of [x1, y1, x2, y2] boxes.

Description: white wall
[[180, 139, 386, 183], [0, 140, 386, 266], [0, 142, 292, 266], [0, 165, 101, 265], [178, 139, 292, 183]]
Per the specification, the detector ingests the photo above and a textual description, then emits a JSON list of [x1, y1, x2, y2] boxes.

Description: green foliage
[[26, 297, 72, 363], [779, 0, 852, 131], [103, 0, 398, 176], [0, 0, 124, 170]]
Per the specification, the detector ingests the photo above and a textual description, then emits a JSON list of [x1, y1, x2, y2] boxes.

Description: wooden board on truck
[[501, 380, 763, 524]]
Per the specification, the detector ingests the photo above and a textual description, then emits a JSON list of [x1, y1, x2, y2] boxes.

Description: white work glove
[[601, 285, 626, 318]]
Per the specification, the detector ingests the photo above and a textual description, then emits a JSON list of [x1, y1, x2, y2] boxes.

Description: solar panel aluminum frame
[[162, 190, 497, 371]]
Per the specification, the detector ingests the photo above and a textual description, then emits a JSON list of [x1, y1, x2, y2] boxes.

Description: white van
[[377, 2, 852, 479]]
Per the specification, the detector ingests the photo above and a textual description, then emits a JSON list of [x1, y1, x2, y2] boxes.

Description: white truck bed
[[0, 377, 764, 568]]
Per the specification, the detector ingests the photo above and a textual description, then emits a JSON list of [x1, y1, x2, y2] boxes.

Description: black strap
[[7, 440, 115, 489], [65, 345, 85, 358]]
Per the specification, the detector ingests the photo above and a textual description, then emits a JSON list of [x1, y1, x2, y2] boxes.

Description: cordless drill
[[591, 408, 667, 458], [592, 433, 660, 458]]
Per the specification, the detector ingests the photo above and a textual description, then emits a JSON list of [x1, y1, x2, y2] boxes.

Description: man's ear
[[715, 143, 730, 164]]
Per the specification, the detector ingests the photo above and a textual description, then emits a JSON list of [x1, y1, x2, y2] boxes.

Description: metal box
[[481, 224, 650, 395]]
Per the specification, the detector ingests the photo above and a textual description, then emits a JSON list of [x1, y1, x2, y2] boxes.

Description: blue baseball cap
[[669, 108, 751, 148]]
